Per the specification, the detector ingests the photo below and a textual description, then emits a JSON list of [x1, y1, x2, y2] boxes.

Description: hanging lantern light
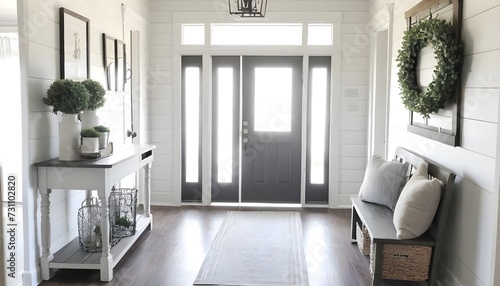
[[228, 0, 268, 18]]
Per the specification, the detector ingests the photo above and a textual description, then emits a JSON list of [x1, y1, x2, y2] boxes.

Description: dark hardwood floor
[[39, 206, 424, 286]]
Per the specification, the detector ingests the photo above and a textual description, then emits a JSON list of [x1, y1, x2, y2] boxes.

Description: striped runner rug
[[194, 211, 309, 286]]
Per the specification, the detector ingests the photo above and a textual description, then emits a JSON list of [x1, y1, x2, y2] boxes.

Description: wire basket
[[109, 187, 138, 245], [78, 197, 102, 252]]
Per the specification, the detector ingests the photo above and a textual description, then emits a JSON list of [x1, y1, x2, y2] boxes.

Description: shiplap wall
[[148, 0, 370, 207], [369, 0, 500, 285], [20, 0, 149, 284]]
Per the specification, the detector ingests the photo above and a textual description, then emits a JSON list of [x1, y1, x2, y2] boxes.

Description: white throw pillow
[[358, 155, 409, 210], [393, 163, 443, 239]]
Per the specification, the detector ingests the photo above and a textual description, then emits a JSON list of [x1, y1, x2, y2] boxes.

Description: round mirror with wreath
[[396, 18, 462, 118]]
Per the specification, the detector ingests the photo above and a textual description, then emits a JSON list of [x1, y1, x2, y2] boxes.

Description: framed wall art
[[59, 8, 90, 80], [115, 39, 126, 92], [102, 33, 115, 91]]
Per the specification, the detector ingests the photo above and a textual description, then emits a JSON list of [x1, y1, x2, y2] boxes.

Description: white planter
[[98, 131, 109, 149], [80, 110, 100, 130], [81, 137, 99, 154], [59, 114, 81, 161]]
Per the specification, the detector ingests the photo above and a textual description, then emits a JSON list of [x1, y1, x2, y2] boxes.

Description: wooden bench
[[350, 147, 455, 286]]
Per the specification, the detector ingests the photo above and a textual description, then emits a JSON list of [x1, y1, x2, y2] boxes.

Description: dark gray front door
[[241, 56, 303, 203]]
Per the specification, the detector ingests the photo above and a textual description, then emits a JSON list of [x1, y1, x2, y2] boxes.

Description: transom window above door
[[180, 23, 333, 46]]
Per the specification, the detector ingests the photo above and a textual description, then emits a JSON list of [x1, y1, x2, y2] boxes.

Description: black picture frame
[[102, 33, 115, 91], [115, 39, 126, 92], [59, 8, 90, 80]]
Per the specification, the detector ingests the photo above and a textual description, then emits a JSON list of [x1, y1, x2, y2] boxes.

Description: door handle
[[127, 130, 137, 138], [243, 137, 249, 155]]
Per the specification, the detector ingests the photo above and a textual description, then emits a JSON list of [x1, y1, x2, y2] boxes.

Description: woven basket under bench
[[369, 243, 432, 281], [356, 222, 370, 255]]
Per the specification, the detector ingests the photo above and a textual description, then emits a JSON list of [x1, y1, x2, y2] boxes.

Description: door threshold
[[211, 202, 302, 208]]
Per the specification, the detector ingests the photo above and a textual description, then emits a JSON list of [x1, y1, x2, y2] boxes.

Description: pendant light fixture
[[228, 0, 268, 18]]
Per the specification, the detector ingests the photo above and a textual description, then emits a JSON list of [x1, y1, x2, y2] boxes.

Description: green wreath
[[396, 18, 462, 118]]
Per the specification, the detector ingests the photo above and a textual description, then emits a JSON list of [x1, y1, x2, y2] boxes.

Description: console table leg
[[40, 188, 53, 280], [142, 163, 151, 217], [99, 189, 113, 281]]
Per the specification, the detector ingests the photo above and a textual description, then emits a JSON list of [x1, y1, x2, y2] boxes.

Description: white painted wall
[[369, 0, 500, 285], [148, 0, 371, 207], [18, 0, 149, 284]]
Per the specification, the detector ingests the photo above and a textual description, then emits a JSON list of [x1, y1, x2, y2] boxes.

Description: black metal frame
[[181, 56, 203, 203], [211, 56, 241, 203], [305, 56, 331, 203]]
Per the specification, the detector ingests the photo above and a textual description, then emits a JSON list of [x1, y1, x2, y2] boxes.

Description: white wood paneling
[[339, 157, 366, 170], [153, 154, 173, 167], [28, 42, 58, 79], [150, 114, 172, 130], [463, 0, 500, 20], [339, 182, 362, 194], [340, 131, 367, 144], [340, 116, 367, 130], [341, 71, 369, 85], [149, 99, 172, 115], [445, 179, 495, 285], [149, 84, 173, 99], [462, 88, 499, 123], [463, 6, 500, 55], [461, 119, 497, 158], [341, 58, 369, 71], [462, 50, 500, 88], [150, 129, 172, 143], [339, 144, 367, 157]]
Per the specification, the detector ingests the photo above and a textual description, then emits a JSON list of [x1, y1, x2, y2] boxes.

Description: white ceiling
[[0, 0, 17, 25]]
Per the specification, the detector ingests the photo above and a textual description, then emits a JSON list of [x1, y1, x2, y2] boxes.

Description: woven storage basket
[[356, 222, 371, 255], [370, 243, 432, 281]]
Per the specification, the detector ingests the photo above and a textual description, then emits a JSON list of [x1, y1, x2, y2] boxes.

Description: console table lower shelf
[[49, 214, 151, 271]]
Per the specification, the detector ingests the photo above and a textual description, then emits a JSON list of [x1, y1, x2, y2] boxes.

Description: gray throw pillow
[[358, 155, 409, 210]]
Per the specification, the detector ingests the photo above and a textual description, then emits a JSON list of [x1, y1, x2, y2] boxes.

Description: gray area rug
[[194, 211, 309, 286]]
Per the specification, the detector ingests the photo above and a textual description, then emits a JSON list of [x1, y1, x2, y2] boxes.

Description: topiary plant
[[115, 216, 132, 228], [43, 79, 90, 114], [93, 125, 110, 132], [81, 79, 106, 110], [81, 128, 100, 137]]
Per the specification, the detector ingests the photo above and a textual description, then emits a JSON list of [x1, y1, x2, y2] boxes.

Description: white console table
[[34, 144, 155, 281]]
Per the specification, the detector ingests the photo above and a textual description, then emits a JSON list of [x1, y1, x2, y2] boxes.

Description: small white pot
[[81, 137, 99, 154], [98, 131, 109, 149]]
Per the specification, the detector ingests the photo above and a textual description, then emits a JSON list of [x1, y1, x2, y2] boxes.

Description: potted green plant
[[81, 79, 106, 129], [93, 125, 110, 149], [80, 128, 100, 154], [43, 79, 90, 161]]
